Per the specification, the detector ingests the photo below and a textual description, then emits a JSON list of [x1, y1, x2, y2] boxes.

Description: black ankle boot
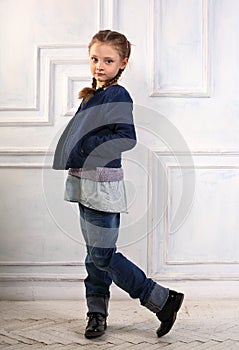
[[156, 290, 184, 337], [85, 312, 107, 339]]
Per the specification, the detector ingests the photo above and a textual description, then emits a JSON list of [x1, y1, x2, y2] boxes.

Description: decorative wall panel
[[0, 0, 118, 125], [149, 0, 210, 97], [0, 163, 86, 281], [0, 45, 89, 125], [149, 152, 239, 280]]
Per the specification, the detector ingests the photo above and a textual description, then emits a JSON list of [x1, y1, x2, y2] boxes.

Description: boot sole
[[84, 322, 107, 339], [85, 330, 105, 339]]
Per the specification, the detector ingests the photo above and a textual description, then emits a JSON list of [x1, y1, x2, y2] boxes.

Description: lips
[[95, 72, 105, 77]]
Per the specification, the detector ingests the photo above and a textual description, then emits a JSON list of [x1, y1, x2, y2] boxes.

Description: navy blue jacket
[[53, 85, 137, 170]]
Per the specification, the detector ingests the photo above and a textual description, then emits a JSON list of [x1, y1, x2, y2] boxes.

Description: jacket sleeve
[[80, 91, 137, 161], [52, 115, 76, 170]]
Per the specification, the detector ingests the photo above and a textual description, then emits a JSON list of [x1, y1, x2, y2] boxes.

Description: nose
[[96, 60, 103, 70]]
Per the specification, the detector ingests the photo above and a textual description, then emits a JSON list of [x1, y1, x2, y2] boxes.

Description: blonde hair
[[79, 30, 131, 103]]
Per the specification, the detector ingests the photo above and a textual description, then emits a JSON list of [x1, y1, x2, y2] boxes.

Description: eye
[[91, 57, 98, 62], [105, 59, 113, 64]]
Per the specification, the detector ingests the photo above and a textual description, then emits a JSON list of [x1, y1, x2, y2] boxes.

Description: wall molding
[[0, 148, 53, 168], [0, 45, 88, 126], [148, 150, 239, 281], [65, 76, 90, 116], [149, 0, 210, 97], [0, 2, 118, 125], [3, 148, 239, 156], [2, 148, 239, 167], [1, 280, 239, 300], [148, 273, 239, 282], [0, 274, 84, 282], [165, 164, 239, 265], [0, 261, 84, 266], [97, 0, 119, 30]]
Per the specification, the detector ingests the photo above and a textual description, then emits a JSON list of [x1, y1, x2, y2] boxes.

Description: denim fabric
[[79, 203, 169, 315], [86, 296, 109, 317]]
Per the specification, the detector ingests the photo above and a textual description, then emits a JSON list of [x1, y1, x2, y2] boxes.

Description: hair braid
[[100, 69, 124, 89], [92, 77, 97, 89], [79, 69, 124, 103], [78, 77, 97, 102]]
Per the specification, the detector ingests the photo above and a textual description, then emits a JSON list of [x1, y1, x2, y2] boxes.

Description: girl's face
[[89, 42, 128, 88]]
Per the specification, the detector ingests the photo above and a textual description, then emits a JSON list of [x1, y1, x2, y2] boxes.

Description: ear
[[121, 57, 128, 69]]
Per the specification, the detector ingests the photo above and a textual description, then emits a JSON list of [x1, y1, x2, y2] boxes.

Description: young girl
[[53, 30, 184, 339]]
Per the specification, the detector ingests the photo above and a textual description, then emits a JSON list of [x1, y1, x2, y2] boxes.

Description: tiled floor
[[0, 298, 239, 349]]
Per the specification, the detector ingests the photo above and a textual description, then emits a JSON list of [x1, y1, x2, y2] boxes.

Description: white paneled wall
[[1, 0, 239, 300]]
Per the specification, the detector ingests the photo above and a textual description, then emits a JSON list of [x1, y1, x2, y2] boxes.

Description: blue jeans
[[79, 203, 169, 316]]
